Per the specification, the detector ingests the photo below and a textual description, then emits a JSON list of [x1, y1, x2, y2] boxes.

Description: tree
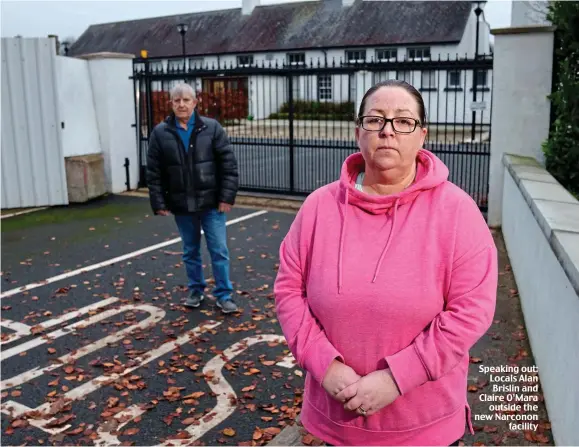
[[542, 1, 579, 197]]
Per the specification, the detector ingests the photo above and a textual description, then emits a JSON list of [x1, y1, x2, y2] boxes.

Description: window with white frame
[[475, 70, 488, 87], [318, 75, 332, 100], [407, 47, 431, 60], [447, 70, 461, 88], [421, 71, 436, 89], [288, 52, 306, 66], [345, 50, 366, 63], [376, 48, 397, 62], [237, 55, 254, 67]]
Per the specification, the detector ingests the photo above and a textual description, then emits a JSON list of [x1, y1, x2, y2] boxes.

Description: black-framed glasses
[[357, 116, 421, 134]]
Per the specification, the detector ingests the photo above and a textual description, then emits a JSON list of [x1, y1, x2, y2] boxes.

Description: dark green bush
[[542, 2, 579, 197]]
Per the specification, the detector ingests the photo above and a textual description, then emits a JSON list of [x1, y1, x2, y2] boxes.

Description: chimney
[[242, 0, 260, 15]]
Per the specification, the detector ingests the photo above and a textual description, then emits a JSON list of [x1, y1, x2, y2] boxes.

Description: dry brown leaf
[[223, 428, 236, 437], [123, 428, 140, 436], [47, 348, 57, 354], [181, 417, 197, 425]]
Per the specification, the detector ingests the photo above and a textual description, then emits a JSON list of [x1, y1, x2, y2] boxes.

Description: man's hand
[[218, 202, 232, 213], [157, 209, 171, 216], [322, 360, 362, 403], [337, 369, 401, 416]]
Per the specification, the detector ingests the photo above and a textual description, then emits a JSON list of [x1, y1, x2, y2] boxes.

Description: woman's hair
[[357, 80, 426, 126]]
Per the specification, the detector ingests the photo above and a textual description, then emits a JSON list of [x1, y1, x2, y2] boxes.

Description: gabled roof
[[69, 0, 472, 58]]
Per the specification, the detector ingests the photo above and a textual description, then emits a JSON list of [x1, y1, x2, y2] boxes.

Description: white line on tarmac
[[1, 207, 48, 219], [1, 321, 222, 436], [276, 352, 297, 369], [0, 321, 31, 338], [163, 334, 287, 446], [1, 298, 123, 360], [1, 304, 165, 390], [0, 297, 119, 346], [0, 210, 268, 300]]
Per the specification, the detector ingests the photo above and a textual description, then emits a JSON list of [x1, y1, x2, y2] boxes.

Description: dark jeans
[[174, 210, 233, 301]]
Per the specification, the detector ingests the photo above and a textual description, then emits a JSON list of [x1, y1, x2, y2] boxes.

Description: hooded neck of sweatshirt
[[336, 149, 449, 293]]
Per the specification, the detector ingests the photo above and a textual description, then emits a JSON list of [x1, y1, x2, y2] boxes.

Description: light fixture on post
[[177, 23, 188, 56]]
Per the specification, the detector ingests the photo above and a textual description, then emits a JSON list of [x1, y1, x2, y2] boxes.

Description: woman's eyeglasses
[[357, 116, 421, 134]]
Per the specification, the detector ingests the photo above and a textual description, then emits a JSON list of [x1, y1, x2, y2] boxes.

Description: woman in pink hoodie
[[274, 80, 498, 446]]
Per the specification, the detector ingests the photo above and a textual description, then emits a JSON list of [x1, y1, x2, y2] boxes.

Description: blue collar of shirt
[[175, 113, 195, 131]]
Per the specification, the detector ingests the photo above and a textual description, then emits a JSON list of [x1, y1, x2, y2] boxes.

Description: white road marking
[[0, 297, 119, 346], [163, 334, 286, 446], [276, 352, 296, 369], [1, 304, 165, 390], [1, 321, 222, 436], [0, 210, 268, 300], [0, 321, 31, 340], [1, 207, 48, 219], [1, 298, 123, 360]]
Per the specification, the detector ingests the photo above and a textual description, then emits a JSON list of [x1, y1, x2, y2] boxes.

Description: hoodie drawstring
[[337, 188, 349, 294], [373, 197, 401, 282], [338, 194, 401, 292]]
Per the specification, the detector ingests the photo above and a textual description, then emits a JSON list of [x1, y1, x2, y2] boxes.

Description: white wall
[[501, 154, 579, 446], [56, 56, 101, 157], [249, 75, 286, 119], [78, 53, 139, 193], [488, 26, 554, 227], [1, 37, 68, 209]]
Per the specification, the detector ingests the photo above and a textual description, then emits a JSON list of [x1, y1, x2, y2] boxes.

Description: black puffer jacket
[[146, 110, 239, 214]]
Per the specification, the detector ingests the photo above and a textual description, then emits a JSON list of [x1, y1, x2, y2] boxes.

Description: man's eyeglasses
[[357, 116, 421, 134]]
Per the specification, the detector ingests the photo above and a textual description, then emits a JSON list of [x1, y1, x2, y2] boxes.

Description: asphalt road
[[232, 138, 489, 206], [1, 195, 303, 446]]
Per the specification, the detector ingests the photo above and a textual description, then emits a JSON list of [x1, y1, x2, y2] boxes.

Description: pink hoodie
[[274, 150, 498, 446]]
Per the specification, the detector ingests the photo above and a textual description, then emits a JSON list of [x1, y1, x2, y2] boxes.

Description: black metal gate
[[132, 54, 493, 211]]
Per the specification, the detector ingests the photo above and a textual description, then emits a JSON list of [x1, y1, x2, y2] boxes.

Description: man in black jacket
[[146, 83, 239, 313]]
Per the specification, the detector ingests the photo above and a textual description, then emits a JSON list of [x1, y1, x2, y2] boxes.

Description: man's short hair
[[170, 83, 196, 100]]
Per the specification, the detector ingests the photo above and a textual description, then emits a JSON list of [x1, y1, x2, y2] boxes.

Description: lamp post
[[470, 1, 485, 142], [177, 23, 188, 56], [62, 41, 70, 56]]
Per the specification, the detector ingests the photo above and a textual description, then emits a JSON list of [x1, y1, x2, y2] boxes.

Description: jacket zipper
[[165, 121, 207, 211]]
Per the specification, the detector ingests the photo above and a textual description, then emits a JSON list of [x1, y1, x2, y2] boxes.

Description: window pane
[[476, 70, 488, 86]]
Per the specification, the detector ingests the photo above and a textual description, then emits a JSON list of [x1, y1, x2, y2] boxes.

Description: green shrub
[[542, 2, 579, 197]]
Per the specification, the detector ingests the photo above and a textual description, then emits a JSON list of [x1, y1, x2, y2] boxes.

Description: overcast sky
[[1, 0, 513, 40]]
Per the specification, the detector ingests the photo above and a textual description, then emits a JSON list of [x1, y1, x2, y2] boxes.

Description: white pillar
[[355, 71, 373, 117], [487, 25, 555, 227], [76, 52, 139, 193]]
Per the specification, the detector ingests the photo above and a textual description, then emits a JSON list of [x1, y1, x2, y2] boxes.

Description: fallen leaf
[[123, 428, 140, 436], [64, 366, 74, 374], [469, 357, 482, 363], [65, 426, 84, 436], [47, 348, 57, 354], [181, 417, 197, 425], [223, 428, 236, 437], [265, 427, 281, 435], [12, 419, 29, 428], [467, 385, 479, 392], [242, 385, 256, 392]]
